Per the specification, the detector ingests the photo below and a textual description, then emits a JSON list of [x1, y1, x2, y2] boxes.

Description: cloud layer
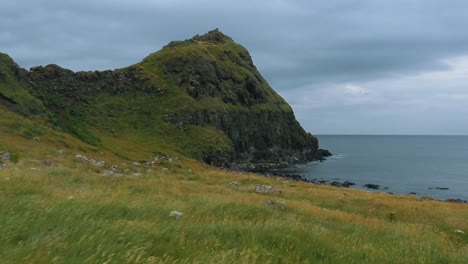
[[1, 0, 468, 134]]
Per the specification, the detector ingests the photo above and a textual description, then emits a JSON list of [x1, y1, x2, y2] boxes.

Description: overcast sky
[[2, 0, 468, 135]]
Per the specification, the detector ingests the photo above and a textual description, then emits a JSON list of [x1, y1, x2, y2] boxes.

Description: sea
[[278, 135, 468, 201]]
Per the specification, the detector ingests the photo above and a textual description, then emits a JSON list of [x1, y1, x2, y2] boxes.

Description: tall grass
[[0, 154, 466, 263]]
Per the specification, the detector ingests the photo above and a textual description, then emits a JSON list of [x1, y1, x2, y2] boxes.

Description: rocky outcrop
[[190, 110, 320, 165], [0, 29, 329, 168]]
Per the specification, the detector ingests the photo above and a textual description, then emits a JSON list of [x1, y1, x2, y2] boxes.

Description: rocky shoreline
[[240, 158, 467, 204]]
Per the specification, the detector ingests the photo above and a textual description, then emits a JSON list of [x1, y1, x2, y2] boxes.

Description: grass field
[[0, 142, 467, 263]]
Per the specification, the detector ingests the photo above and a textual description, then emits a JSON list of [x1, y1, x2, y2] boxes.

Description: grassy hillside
[[0, 107, 467, 263]]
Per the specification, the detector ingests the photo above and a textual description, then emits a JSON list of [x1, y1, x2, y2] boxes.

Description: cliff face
[[0, 29, 326, 167]]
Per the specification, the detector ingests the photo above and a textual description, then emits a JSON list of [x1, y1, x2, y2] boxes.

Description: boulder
[[228, 182, 240, 188], [0, 151, 11, 161], [43, 160, 53, 166], [363, 184, 380, 190], [75, 154, 89, 163], [169, 211, 183, 219]]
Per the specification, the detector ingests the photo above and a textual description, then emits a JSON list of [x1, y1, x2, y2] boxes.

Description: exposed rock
[[67, 196, 75, 200], [429, 187, 449, 190], [169, 211, 183, 219], [132, 173, 142, 177], [318, 149, 332, 158], [0, 151, 11, 161], [264, 200, 276, 206], [408, 192, 417, 195], [102, 170, 114, 176], [445, 199, 467, 204], [0, 163, 6, 169], [343, 181, 356, 187], [161, 168, 169, 173], [363, 184, 380, 190], [455, 230, 465, 234], [255, 185, 282, 194], [132, 162, 141, 167], [75, 154, 89, 163], [95, 161, 107, 167], [43, 160, 53, 166], [228, 182, 240, 188]]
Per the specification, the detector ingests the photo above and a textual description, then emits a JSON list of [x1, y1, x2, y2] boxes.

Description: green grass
[[0, 157, 467, 263]]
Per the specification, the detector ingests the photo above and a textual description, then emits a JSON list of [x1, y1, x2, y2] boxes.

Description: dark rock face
[[190, 110, 320, 164]]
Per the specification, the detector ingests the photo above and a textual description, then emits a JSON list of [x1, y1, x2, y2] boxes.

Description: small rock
[[0, 163, 6, 169], [228, 182, 240, 188], [43, 160, 53, 166], [58, 150, 65, 154], [188, 169, 193, 173], [363, 184, 380, 190], [132, 162, 141, 167], [343, 181, 356, 186], [102, 170, 114, 176], [169, 211, 183, 219], [95, 161, 107, 167], [264, 200, 276, 206], [67, 196, 75, 200], [161, 168, 169, 173], [132, 173, 142, 177], [409, 192, 417, 195], [255, 185, 282, 194], [446, 199, 467, 204], [0, 151, 11, 161], [75, 154, 89, 163], [455, 230, 465, 234], [111, 165, 119, 172]]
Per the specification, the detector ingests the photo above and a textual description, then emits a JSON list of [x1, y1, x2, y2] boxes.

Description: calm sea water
[[282, 135, 468, 200]]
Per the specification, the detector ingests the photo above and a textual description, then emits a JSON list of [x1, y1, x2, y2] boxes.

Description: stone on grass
[[228, 182, 240, 188], [264, 200, 276, 206], [255, 185, 282, 194], [43, 160, 53, 166], [75, 154, 89, 163], [169, 211, 183, 219], [102, 170, 114, 176], [0, 151, 11, 161], [161, 168, 169, 173], [455, 230, 464, 234]]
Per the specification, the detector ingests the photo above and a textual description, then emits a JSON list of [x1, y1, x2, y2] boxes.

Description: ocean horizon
[[280, 135, 468, 201]]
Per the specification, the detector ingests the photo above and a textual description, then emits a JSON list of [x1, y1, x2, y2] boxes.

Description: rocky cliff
[[0, 29, 328, 167]]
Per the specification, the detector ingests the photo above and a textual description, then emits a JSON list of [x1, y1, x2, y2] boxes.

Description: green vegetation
[[0, 52, 46, 116]]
